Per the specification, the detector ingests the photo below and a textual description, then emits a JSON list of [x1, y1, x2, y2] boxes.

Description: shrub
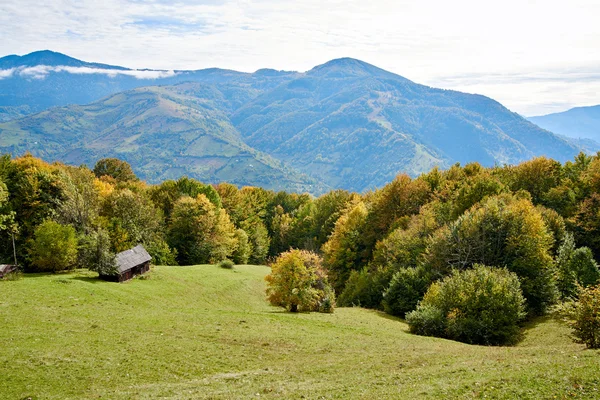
[[78, 228, 117, 275], [265, 249, 335, 313], [571, 285, 600, 349], [423, 195, 557, 316], [556, 234, 600, 299], [406, 265, 526, 345], [28, 220, 78, 272], [218, 259, 234, 269], [337, 268, 389, 309], [383, 266, 432, 317], [2, 271, 22, 281]]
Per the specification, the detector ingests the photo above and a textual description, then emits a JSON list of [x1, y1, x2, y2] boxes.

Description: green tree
[[168, 195, 237, 265], [232, 228, 251, 264], [406, 265, 526, 345], [423, 194, 557, 315], [78, 228, 117, 275], [570, 285, 600, 349], [556, 234, 600, 298], [57, 165, 100, 232], [28, 220, 78, 272], [93, 158, 137, 182], [101, 188, 164, 252]]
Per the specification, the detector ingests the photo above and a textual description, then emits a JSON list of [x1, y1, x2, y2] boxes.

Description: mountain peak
[[307, 57, 409, 81], [0, 50, 127, 70]]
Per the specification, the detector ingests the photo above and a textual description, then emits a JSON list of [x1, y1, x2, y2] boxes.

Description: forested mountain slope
[[0, 52, 582, 192]]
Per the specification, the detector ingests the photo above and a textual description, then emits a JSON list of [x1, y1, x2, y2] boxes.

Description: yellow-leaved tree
[[265, 249, 334, 313]]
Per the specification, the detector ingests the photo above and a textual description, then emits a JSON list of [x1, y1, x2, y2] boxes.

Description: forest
[[1, 152, 600, 347]]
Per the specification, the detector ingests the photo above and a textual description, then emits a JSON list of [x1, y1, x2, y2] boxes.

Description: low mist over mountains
[[0, 51, 584, 193]]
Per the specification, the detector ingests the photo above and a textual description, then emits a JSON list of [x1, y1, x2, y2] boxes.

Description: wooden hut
[[100, 245, 151, 282], [0, 264, 18, 279]]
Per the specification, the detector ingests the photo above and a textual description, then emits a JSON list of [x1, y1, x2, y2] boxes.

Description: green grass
[[1, 265, 598, 399]]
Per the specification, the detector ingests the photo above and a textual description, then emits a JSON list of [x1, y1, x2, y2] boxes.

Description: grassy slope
[[0, 265, 598, 399]]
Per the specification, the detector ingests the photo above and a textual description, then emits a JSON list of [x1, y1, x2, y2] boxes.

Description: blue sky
[[0, 0, 599, 116]]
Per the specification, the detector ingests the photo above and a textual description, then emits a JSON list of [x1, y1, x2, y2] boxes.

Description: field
[[0, 265, 598, 399]]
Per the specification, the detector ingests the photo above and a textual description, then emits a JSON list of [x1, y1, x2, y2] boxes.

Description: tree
[[28, 220, 78, 272], [101, 188, 164, 252], [570, 285, 600, 349], [322, 200, 369, 293], [57, 165, 100, 232], [265, 249, 334, 313], [423, 194, 557, 315], [556, 233, 600, 299], [232, 229, 251, 264], [406, 265, 526, 345], [78, 228, 117, 275], [93, 158, 137, 182], [168, 195, 237, 265]]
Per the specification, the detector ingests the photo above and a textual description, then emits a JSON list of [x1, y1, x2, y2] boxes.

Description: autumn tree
[[322, 200, 369, 293], [28, 220, 78, 272], [93, 158, 137, 182], [423, 194, 557, 315], [168, 195, 237, 265], [265, 249, 334, 313]]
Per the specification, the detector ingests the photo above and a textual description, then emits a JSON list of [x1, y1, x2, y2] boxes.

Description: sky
[[0, 0, 599, 116]]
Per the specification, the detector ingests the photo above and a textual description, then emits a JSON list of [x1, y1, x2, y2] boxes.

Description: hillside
[[0, 52, 584, 192], [529, 105, 600, 144], [234, 58, 579, 190], [0, 50, 297, 121], [0, 265, 597, 399], [0, 83, 327, 193]]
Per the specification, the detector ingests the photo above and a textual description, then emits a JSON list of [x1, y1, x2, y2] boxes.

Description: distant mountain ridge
[[0, 51, 584, 193], [528, 105, 600, 145]]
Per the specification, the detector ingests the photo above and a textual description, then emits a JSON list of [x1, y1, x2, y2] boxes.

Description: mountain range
[[0, 51, 586, 193], [528, 105, 600, 152]]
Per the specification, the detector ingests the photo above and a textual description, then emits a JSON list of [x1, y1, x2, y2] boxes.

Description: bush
[[78, 228, 117, 275], [28, 220, 78, 272], [406, 265, 526, 345], [2, 271, 22, 281], [571, 285, 600, 349], [218, 259, 234, 269], [383, 266, 432, 317], [423, 195, 557, 316], [556, 234, 600, 299], [337, 268, 389, 309], [265, 249, 335, 313]]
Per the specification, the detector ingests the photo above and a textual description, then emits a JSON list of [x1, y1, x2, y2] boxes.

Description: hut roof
[[115, 245, 152, 274], [0, 264, 16, 274]]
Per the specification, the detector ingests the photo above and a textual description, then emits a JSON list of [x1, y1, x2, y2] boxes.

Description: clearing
[[0, 265, 598, 399]]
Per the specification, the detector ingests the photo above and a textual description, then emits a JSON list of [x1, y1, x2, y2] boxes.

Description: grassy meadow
[[0, 265, 598, 399]]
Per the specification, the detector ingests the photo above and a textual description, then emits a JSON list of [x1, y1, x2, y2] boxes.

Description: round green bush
[[383, 266, 432, 317], [337, 268, 389, 309], [218, 259, 235, 269], [406, 265, 526, 345]]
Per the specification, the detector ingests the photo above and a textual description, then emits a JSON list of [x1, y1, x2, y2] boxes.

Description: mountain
[[0, 83, 327, 193], [0, 50, 297, 121], [0, 52, 583, 193], [528, 105, 600, 143], [232, 58, 579, 190]]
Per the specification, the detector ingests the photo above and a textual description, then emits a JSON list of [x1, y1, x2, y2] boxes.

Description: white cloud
[[0, 0, 599, 114], [0, 65, 177, 80], [0, 68, 15, 79]]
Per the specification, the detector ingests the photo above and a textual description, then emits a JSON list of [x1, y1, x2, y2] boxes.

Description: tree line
[[2, 152, 600, 345]]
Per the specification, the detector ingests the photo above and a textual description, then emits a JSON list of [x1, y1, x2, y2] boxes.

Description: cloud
[[0, 0, 599, 114], [0, 68, 15, 79], [0, 65, 177, 80]]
